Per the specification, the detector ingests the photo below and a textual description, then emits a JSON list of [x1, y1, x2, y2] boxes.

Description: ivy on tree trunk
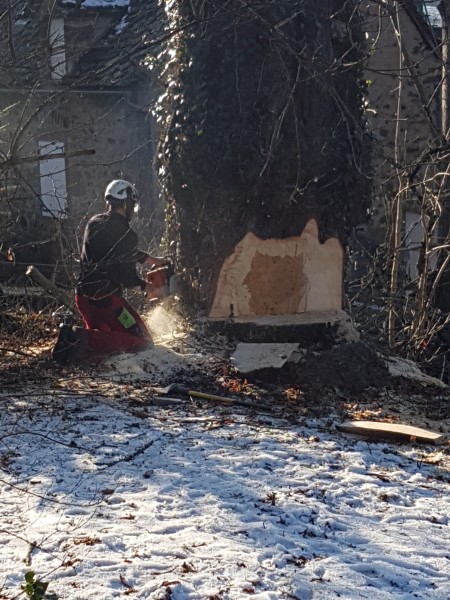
[[153, 0, 370, 313]]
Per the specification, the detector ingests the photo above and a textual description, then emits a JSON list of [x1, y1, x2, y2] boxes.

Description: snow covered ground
[[0, 386, 449, 599], [0, 307, 449, 599]]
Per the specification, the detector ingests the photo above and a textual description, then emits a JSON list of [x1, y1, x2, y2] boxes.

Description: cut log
[[336, 420, 445, 445], [157, 3, 370, 318], [26, 265, 74, 309]]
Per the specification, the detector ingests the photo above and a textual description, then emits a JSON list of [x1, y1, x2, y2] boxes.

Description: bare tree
[[348, 0, 450, 370]]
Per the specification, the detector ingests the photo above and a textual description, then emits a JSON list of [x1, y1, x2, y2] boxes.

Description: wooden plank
[[336, 420, 445, 445]]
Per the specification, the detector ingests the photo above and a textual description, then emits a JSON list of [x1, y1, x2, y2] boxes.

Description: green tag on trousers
[[118, 308, 137, 329]]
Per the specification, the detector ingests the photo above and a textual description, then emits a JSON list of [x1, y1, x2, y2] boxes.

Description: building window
[[421, 1, 442, 29], [39, 141, 68, 218], [404, 212, 437, 280], [49, 17, 66, 80]]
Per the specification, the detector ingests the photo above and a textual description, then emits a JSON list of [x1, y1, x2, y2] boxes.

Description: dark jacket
[[76, 211, 148, 299]]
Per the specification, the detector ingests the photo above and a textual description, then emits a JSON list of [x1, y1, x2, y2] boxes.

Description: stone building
[[1, 0, 443, 302], [359, 0, 442, 280], [0, 0, 160, 283]]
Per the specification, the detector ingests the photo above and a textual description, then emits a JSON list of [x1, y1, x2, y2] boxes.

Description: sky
[[0, 307, 449, 599]]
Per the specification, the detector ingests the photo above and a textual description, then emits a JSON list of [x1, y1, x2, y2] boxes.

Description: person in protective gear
[[52, 179, 168, 365]]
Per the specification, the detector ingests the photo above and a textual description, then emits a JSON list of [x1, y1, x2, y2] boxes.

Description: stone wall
[[0, 84, 160, 282], [361, 2, 441, 244]]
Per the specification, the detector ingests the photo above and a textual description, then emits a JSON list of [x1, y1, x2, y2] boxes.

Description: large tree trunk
[[155, 1, 369, 318]]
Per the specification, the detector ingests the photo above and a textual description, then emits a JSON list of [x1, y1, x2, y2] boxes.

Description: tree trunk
[[155, 1, 370, 318]]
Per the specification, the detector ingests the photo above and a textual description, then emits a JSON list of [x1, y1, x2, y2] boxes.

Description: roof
[[0, 0, 161, 89], [70, 0, 161, 87]]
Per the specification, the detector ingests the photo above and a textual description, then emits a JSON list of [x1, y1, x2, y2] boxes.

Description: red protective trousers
[[75, 294, 152, 357]]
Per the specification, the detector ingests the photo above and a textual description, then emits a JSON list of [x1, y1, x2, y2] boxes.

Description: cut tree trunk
[[155, 1, 370, 319]]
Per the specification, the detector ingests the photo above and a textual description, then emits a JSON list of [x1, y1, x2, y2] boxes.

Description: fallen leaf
[[73, 537, 101, 546], [120, 574, 134, 590], [422, 452, 444, 465]]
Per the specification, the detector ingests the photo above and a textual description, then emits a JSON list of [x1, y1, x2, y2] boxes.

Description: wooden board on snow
[[336, 420, 445, 445]]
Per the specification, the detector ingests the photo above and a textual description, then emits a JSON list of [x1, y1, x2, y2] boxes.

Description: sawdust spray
[[143, 303, 185, 345]]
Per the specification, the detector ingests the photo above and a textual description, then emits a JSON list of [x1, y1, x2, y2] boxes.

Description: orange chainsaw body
[[146, 262, 174, 301]]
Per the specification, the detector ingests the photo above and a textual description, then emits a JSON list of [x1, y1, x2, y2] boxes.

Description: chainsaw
[[145, 258, 178, 301]]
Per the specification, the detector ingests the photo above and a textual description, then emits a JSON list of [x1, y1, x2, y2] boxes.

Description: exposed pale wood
[[209, 219, 343, 318], [231, 343, 300, 373], [336, 420, 445, 444]]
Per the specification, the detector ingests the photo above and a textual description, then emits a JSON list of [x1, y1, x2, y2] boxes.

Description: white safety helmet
[[105, 179, 139, 211]]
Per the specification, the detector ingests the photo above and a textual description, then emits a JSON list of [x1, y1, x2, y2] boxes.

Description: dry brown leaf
[[73, 537, 101, 546]]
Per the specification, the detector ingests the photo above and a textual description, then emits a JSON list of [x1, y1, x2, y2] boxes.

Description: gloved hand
[[145, 276, 169, 300], [145, 280, 156, 297]]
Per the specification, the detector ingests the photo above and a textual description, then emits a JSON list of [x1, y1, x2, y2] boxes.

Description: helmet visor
[[127, 186, 139, 212]]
